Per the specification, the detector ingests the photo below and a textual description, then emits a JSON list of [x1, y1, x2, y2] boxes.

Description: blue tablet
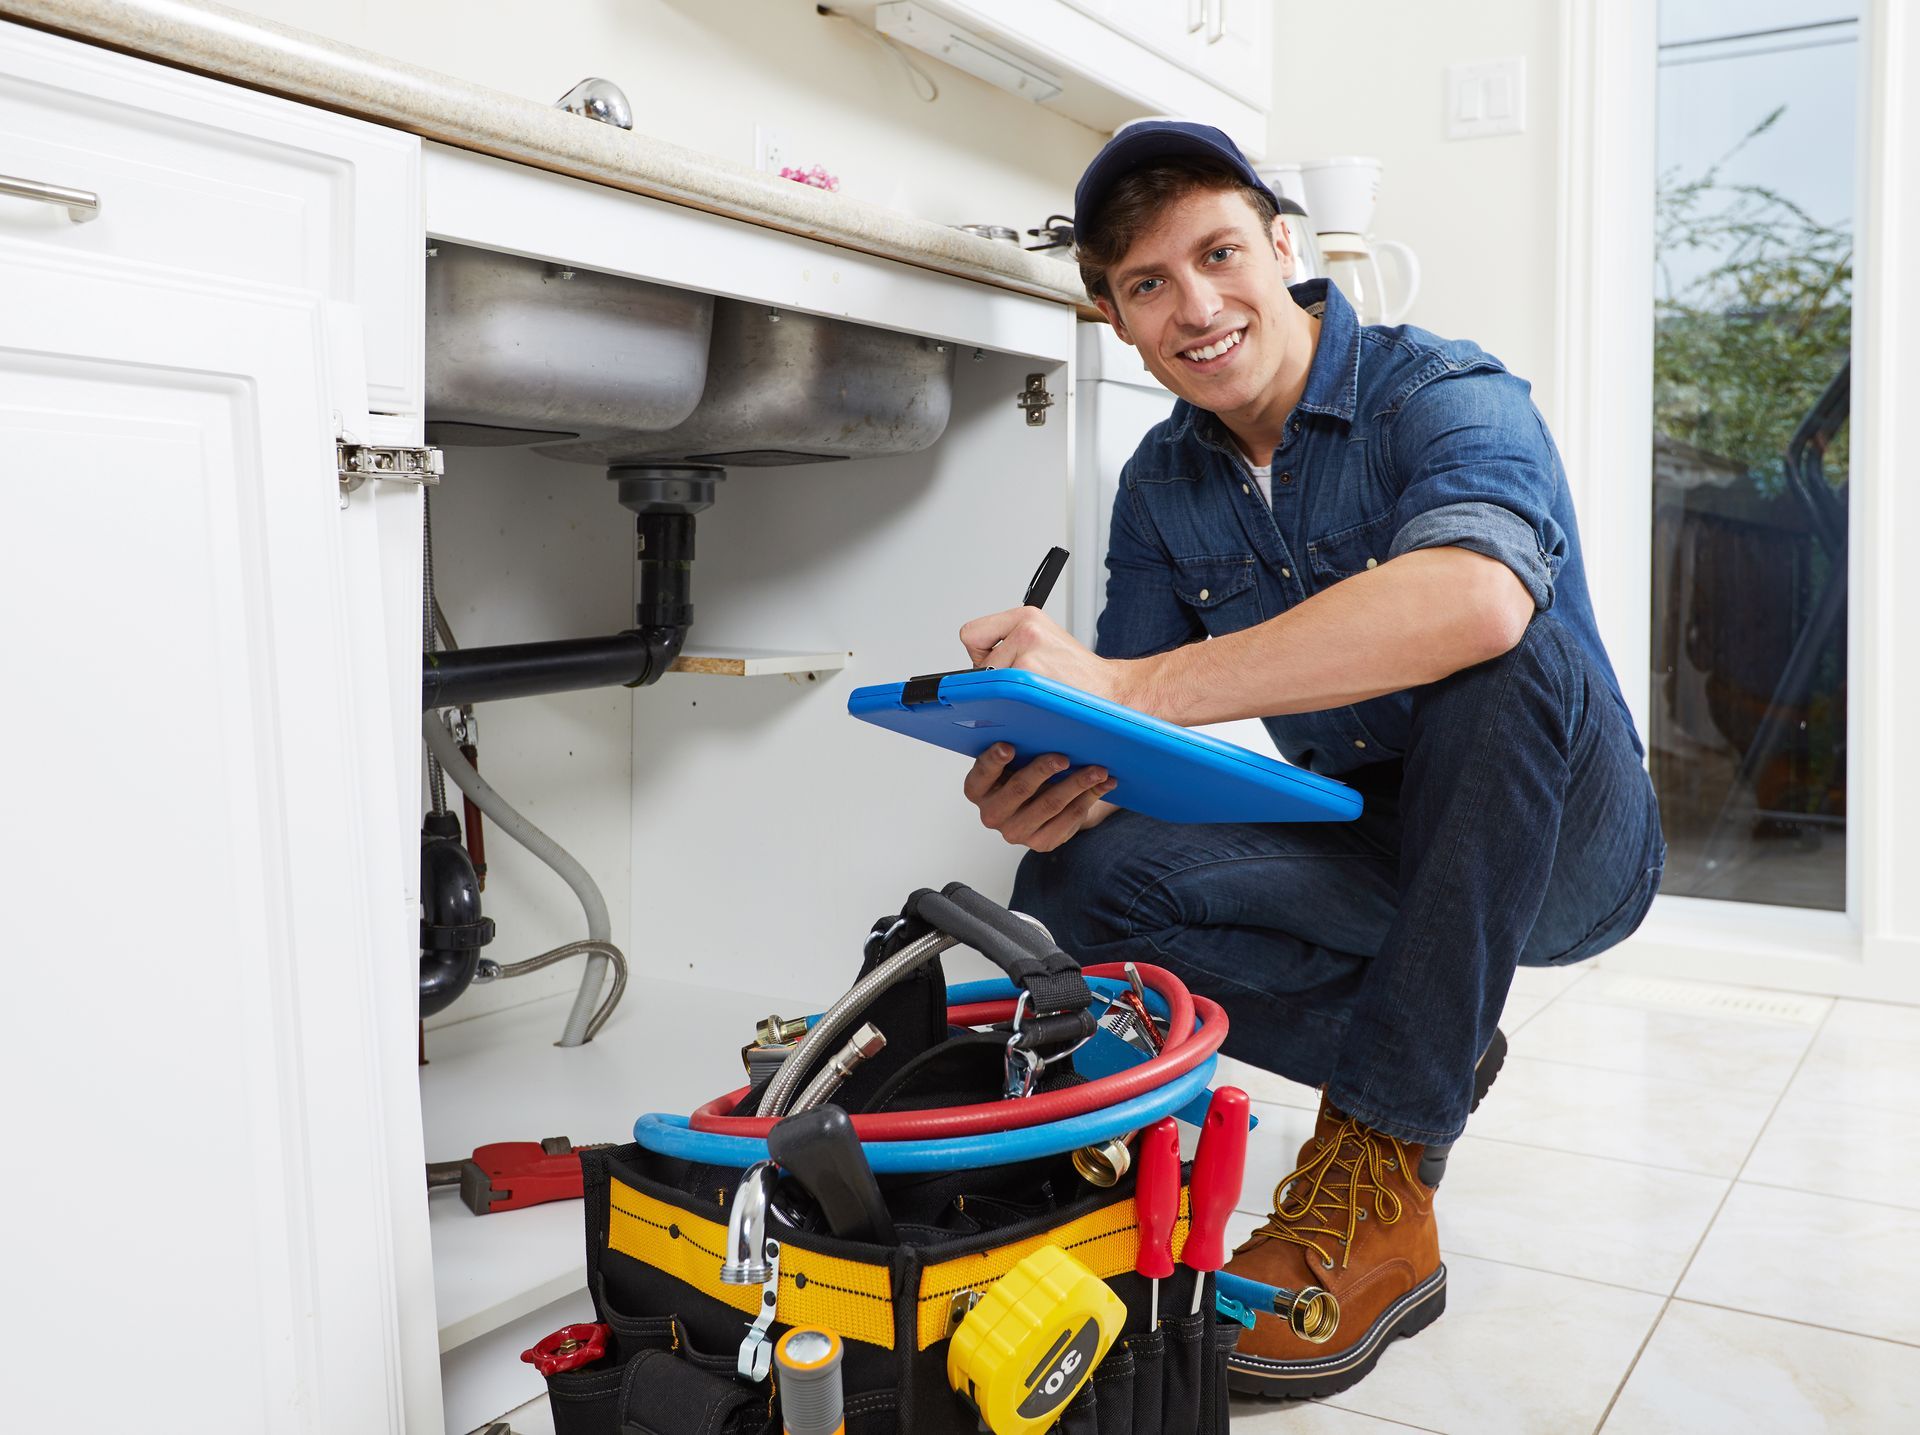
[[847, 668, 1361, 825]]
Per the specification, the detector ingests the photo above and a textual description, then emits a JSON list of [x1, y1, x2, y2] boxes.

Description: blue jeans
[[1010, 613, 1666, 1146]]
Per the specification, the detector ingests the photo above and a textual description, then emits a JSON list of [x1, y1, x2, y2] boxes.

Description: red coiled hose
[[687, 962, 1222, 1140]]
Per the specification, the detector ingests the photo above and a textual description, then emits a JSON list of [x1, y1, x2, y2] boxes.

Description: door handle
[[0, 173, 100, 223]]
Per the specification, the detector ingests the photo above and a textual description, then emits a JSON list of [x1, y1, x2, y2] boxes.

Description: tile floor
[[497, 961, 1920, 1435], [1217, 962, 1920, 1434]]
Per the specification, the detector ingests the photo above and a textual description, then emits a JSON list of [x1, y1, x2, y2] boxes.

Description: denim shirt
[[1095, 279, 1635, 777]]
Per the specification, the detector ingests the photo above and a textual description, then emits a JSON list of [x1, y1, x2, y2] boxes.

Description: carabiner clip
[[1002, 989, 1097, 1097], [1004, 990, 1041, 1098]]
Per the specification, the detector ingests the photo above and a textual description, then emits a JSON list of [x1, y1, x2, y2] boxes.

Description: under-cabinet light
[[874, 2, 1064, 104]]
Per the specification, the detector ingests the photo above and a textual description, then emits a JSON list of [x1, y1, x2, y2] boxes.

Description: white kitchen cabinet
[[845, 0, 1269, 155], [0, 24, 431, 1432], [418, 145, 1077, 1428], [1069, 0, 1272, 109], [3, 19, 1080, 1434], [0, 20, 423, 417], [1194, 0, 1271, 110]]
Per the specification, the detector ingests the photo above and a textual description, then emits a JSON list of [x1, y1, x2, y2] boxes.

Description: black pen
[[966, 548, 1071, 673], [1022, 546, 1070, 611]]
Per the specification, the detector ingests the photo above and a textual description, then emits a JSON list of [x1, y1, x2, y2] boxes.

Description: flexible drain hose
[[423, 714, 614, 1046]]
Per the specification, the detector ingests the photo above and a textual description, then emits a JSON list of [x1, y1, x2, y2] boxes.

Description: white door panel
[[0, 250, 412, 1431], [0, 19, 422, 416]]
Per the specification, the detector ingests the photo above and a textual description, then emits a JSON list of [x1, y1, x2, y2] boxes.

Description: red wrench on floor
[[426, 1137, 611, 1215]]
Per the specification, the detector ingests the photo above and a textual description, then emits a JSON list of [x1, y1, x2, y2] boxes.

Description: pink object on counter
[[779, 164, 840, 192]]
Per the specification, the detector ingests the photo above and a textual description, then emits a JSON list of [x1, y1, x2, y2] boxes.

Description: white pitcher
[[1316, 231, 1422, 326]]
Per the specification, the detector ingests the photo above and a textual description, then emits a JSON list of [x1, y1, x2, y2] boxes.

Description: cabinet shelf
[[667, 645, 851, 678]]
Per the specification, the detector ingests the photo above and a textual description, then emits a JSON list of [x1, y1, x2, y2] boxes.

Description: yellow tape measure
[[946, 1244, 1127, 1435]]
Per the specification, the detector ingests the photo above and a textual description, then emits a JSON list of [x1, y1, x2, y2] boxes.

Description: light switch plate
[[1447, 58, 1526, 140]]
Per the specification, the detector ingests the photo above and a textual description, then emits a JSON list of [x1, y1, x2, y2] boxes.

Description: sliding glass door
[[1649, 2, 1857, 909]]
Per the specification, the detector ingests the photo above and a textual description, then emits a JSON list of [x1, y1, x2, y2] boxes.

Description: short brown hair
[[1076, 157, 1279, 304]]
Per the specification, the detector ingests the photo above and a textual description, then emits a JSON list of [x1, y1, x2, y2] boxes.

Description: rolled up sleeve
[[1386, 367, 1567, 612], [1390, 500, 1554, 610]]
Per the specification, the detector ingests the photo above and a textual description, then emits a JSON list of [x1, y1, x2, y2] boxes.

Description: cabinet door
[[1193, 0, 1270, 109], [1067, 0, 1204, 59], [0, 19, 421, 416], [0, 246, 414, 1430]]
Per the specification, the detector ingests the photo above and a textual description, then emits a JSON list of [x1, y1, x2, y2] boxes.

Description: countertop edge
[[2, 0, 1101, 315]]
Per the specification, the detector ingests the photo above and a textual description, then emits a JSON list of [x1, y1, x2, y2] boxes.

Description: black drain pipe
[[421, 466, 719, 710], [419, 810, 494, 1017]]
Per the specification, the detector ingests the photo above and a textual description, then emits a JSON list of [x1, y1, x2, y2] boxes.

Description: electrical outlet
[[754, 123, 793, 174]]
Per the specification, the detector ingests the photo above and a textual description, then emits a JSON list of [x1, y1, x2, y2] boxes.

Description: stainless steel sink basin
[[425, 242, 713, 447], [533, 299, 956, 468], [424, 242, 955, 468]]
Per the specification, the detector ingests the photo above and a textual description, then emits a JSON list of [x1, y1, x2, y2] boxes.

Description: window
[[1649, 1, 1856, 909]]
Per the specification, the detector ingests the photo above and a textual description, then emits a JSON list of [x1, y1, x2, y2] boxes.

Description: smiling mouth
[[1176, 327, 1246, 367]]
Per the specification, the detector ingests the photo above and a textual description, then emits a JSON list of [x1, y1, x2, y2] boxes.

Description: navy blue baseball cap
[[1072, 120, 1278, 235]]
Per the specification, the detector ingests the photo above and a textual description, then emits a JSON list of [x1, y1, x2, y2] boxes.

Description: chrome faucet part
[[719, 1161, 778, 1285], [736, 1236, 783, 1381], [553, 77, 633, 129]]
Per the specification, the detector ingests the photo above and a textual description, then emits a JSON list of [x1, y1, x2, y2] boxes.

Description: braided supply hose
[[754, 929, 957, 1118]]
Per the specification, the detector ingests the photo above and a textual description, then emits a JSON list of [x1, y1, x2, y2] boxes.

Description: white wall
[[223, 0, 1104, 232], [1268, 1, 1564, 426], [420, 451, 638, 1032]]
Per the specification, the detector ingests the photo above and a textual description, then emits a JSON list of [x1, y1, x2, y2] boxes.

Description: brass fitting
[[755, 1014, 810, 1046], [1070, 1135, 1133, 1187], [1283, 1286, 1340, 1343]]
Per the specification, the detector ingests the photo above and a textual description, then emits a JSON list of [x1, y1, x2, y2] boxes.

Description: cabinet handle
[[1207, 0, 1226, 43], [0, 173, 100, 223], [1187, 0, 1206, 34]]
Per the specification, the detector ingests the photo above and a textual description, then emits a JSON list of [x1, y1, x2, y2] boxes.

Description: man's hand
[[963, 743, 1118, 852], [958, 606, 1145, 705]]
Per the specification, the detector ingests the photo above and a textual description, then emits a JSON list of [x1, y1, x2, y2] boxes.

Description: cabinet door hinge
[[337, 442, 444, 496], [1017, 373, 1054, 426]]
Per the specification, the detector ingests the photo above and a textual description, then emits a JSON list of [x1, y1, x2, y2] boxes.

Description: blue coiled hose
[[633, 976, 1205, 1173], [634, 1056, 1216, 1171]]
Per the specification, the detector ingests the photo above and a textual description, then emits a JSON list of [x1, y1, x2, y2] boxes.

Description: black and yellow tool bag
[[533, 884, 1241, 1435], [538, 1142, 1238, 1435]]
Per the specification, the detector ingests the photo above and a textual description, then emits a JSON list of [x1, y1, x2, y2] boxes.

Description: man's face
[[1094, 187, 1296, 418]]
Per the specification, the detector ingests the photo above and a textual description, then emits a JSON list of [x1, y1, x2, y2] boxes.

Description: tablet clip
[[901, 669, 969, 707]]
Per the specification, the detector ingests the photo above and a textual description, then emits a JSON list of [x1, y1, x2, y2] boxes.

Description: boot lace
[[1254, 1115, 1412, 1272]]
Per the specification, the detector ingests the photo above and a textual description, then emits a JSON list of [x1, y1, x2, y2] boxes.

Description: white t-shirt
[[1248, 461, 1273, 506]]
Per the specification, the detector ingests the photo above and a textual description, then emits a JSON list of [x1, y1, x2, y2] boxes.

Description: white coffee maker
[[1299, 156, 1421, 325]]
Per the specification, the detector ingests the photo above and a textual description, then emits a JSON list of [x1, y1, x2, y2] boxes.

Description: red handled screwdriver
[[1185, 1086, 1251, 1314], [1133, 1116, 1181, 1331]]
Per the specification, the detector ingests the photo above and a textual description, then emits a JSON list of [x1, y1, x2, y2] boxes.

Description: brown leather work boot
[[1224, 1097, 1447, 1399]]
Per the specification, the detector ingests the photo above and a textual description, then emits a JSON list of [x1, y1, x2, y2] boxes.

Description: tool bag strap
[[906, 882, 1094, 1022]]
